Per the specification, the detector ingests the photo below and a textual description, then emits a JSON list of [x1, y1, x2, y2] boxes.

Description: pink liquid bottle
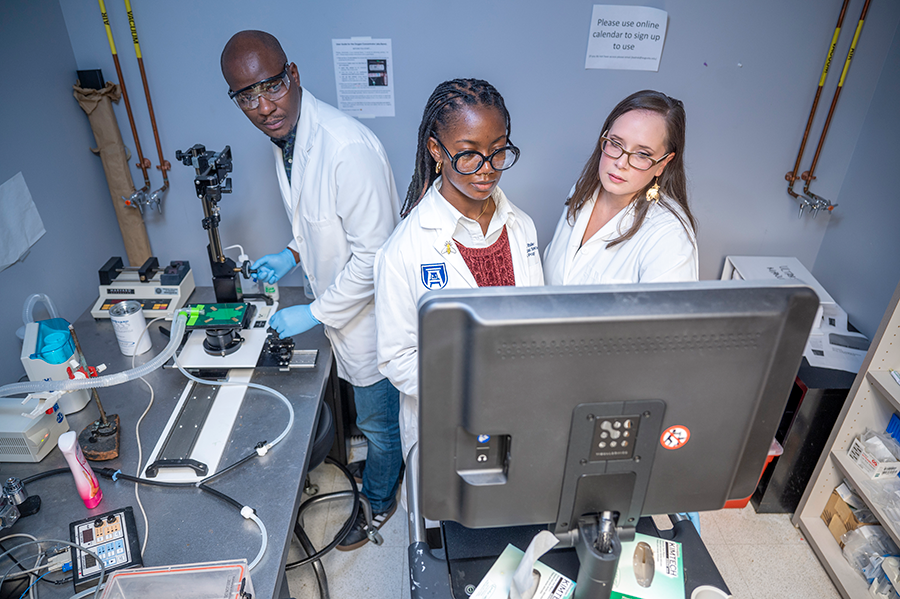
[[58, 431, 103, 509]]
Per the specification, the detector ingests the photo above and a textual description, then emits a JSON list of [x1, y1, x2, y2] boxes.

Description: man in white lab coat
[[221, 30, 402, 550]]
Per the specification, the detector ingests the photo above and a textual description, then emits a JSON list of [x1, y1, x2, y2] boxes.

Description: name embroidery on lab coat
[[421, 263, 448, 290]]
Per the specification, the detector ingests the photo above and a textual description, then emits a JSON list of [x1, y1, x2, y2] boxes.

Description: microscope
[[175, 144, 252, 304], [139, 146, 313, 482]]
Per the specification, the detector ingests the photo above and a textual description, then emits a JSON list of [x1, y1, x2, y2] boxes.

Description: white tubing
[[1, 313, 188, 398], [17, 294, 61, 340], [22, 293, 60, 324], [173, 358, 295, 452], [241, 507, 267, 570]]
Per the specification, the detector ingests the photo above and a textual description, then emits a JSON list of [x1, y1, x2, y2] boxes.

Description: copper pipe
[[98, 0, 151, 191], [802, 0, 871, 210], [124, 0, 170, 192], [786, 0, 850, 199]]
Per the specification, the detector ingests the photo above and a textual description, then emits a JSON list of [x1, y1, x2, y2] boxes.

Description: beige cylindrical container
[[109, 300, 151, 356]]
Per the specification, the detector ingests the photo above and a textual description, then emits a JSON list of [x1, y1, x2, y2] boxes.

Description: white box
[[0, 395, 69, 463], [721, 256, 833, 331], [848, 437, 900, 479]]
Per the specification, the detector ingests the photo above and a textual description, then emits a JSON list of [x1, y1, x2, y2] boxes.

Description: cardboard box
[[821, 489, 874, 547], [848, 437, 900, 479]]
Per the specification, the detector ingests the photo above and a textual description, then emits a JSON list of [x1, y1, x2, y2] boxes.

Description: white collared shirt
[[374, 179, 544, 456], [544, 190, 698, 286], [432, 179, 512, 248]]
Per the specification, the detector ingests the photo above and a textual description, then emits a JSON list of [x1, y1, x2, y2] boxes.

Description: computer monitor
[[417, 281, 817, 542]]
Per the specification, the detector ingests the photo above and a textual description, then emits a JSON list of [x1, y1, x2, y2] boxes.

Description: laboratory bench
[[1, 287, 332, 599]]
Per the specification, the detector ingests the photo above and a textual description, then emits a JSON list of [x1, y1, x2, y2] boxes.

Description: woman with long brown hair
[[544, 90, 697, 285]]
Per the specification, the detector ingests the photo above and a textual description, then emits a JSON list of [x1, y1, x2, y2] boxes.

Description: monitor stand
[[568, 511, 624, 599]]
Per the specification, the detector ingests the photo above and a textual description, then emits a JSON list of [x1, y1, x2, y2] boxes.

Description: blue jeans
[[353, 378, 402, 513]]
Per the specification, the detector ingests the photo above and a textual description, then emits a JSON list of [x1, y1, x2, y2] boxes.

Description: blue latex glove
[[270, 305, 320, 338], [252, 248, 296, 284]]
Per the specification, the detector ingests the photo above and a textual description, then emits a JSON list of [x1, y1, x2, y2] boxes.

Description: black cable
[[95, 471, 245, 511], [21, 468, 68, 485], [42, 574, 73, 585], [21, 441, 263, 491], [2, 575, 28, 598], [0, 540, 67, 591], [95, 470, 186, 488], [96, 470, 247, 514], [285, 456, 360, 570], [197, 484, 243, 511], [200, 449, 261, 484], [94, 444, 262, 488], [0, 541, 29, 575]]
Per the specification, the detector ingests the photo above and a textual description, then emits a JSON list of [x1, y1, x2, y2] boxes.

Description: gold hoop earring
[[645, 177, 661, 203], [435, 161, 442, 174]]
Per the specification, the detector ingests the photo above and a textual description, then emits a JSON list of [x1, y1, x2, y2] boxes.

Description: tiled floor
[[285, 463, 843, 598]]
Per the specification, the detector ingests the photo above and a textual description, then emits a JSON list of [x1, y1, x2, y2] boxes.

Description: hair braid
[[400, 78, 511, 218]]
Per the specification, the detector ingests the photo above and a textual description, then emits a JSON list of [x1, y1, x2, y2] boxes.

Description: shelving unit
[[794, 281, 900, 599]]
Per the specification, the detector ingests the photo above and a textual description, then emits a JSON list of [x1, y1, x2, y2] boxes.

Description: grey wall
[[54, 0, 900, 279], [0, 0, 127, 381], [2, 0, 899, 381], [812, 23, 900, 340]]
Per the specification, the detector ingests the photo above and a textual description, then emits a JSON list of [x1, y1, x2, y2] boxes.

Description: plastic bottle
[[57, 431, 102, 508], [263, 280, 280, 302]]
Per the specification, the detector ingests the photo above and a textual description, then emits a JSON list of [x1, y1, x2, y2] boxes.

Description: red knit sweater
[[454, 225, 516, 287]]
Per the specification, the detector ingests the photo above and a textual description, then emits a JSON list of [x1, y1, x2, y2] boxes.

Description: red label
[[660, 425, 691, 450]]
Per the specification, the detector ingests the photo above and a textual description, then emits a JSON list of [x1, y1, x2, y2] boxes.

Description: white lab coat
[[375, 180, 544, 458], [543, 190, 698, 285], [274, 90, 400, 386]]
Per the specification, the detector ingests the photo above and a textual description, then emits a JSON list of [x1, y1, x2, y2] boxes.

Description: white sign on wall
[[332, 37, 395, 118], [585, 5, 668, 71]]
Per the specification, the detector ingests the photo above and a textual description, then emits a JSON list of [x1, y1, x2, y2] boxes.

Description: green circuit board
[[182, 303, 253, 329]]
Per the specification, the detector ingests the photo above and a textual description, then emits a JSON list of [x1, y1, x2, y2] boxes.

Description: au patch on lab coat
[[421, 263, 448, 290]]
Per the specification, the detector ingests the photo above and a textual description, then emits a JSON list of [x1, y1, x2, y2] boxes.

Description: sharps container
[[109, 301, 151, 356]]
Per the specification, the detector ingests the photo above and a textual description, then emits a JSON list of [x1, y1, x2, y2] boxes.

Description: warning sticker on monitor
[[660, 425, 690, 450]]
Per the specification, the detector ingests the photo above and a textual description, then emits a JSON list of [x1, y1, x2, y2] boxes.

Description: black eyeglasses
[[228, 64, 291, 110], [434, 137, 520, 175], [599, 131, 671, 171]]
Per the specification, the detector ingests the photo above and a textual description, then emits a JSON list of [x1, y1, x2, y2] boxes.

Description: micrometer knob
[[175, 149, 192, 166], [240, 260, 257, 279]]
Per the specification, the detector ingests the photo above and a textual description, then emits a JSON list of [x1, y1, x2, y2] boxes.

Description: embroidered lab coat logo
[[421, 263, 448, 290]]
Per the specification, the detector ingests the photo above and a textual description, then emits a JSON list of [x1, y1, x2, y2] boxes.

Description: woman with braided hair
[[375, 78, 544, 459], [543, 90, 698, 285]]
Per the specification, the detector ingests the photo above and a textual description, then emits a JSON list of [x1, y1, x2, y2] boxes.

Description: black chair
[[303, 400, 336, 495]]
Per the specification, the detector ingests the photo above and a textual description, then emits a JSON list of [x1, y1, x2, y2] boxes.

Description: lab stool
[[303, 399, 336, 496], [290, 400, 382, 599]]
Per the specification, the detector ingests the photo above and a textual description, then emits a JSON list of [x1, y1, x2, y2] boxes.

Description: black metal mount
[[176, 144, 242, 303], [175, 144, 233, 207]]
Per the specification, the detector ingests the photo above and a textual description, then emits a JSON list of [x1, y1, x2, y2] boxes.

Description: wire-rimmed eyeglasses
[[599, 131, 671, 171]]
